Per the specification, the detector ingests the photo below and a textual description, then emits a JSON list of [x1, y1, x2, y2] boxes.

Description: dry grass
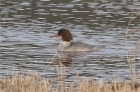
[[126, 1, 140, 82], [0, 73, 140, 92], [0, 74, 52, 92]]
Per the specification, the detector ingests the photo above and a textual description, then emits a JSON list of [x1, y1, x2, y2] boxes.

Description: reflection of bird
[[57, 52, 91, 67], [51, 29, 105, 52], [58, 58, 72, 67]]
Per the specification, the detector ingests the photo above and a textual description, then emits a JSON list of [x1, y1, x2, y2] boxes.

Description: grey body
[[58, 41, 105, 52]]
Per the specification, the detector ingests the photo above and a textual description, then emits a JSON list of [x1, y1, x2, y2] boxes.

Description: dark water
[[0, 0, 140, 83]]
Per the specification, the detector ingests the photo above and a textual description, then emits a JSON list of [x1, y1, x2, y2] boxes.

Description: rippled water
[[0, 0, 140, 83]]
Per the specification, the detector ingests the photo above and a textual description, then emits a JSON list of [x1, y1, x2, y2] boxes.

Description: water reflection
[[57, 52, 90, 67]]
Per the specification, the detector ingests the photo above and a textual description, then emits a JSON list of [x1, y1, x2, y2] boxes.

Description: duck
[[50, 29, 105, 52]]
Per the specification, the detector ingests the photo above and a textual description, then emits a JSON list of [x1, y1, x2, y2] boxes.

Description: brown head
[[51, 29, 73, 42]]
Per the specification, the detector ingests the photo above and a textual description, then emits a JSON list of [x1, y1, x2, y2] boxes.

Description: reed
[[126, 2, 140, 83], [0, 73, 140, 92]]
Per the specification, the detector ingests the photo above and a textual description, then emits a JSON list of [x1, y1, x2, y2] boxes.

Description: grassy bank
[[0, 73, 140, 92]]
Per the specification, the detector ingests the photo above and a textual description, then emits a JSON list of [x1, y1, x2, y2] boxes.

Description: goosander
[[51, 29, 105, 52]]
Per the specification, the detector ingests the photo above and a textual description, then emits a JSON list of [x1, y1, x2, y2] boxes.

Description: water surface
[[0, 0, 140, 83]]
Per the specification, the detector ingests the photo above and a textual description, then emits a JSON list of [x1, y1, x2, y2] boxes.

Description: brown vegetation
[[0, 74, 140, 92]]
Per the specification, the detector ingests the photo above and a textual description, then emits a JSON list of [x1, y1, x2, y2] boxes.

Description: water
[[0, 0, 140, 83]]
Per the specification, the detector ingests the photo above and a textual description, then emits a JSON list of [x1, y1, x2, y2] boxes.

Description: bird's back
[[67, 42, 105, 51]]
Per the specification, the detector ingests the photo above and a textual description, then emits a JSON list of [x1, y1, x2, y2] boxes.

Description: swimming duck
[[51, 29, 105, 52]]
